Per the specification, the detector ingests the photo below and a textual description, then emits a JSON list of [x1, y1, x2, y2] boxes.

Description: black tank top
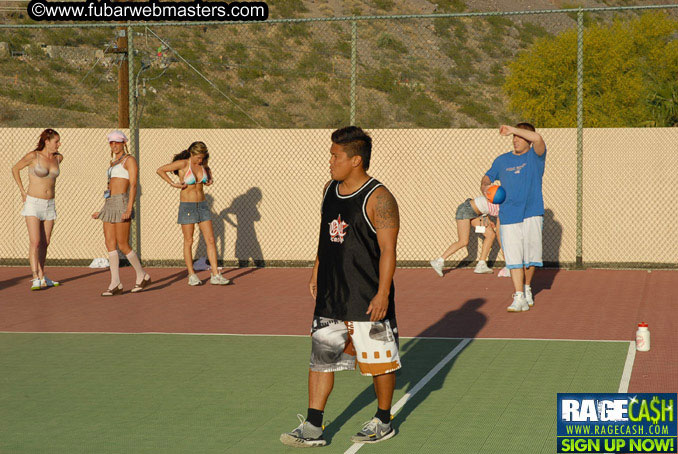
[[315, 177, 396, 321]]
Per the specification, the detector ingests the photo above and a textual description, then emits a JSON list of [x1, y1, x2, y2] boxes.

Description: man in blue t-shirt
[[481, 123, 546, 312]]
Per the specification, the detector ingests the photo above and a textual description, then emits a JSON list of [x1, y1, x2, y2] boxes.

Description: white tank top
[[108, 156, 130, 180]]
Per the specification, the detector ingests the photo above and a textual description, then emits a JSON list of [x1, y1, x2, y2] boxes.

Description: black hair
[[515, 122, 536, 132], [331, 126, 372, 171]]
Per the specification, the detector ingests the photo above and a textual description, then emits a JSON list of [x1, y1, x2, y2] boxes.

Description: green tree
[[504, 13, 678, 127]]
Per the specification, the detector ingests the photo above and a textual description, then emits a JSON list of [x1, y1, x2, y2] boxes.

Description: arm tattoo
[[374, 191, 399, 229]]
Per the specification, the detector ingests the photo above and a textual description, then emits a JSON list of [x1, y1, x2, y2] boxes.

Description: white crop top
[[108, 156, 130, 180]]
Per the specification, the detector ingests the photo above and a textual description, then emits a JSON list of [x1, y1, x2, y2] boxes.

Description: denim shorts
[[455, 198, 477, 220], [177, 200, 211, 224]]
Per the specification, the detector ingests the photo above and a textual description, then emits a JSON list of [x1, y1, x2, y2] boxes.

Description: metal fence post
[[127, 24, 141, 258], [575, 8, 584, 269]]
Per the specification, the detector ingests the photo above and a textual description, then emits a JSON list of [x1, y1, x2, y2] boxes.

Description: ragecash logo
[[329, 214, 349, 244], [557, 393, 677, 453]]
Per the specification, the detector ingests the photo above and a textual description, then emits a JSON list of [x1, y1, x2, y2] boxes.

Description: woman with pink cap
[[91, 130, 151, 296]]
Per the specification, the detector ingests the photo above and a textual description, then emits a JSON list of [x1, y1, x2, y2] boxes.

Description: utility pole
[[105, 28, 129, 127]]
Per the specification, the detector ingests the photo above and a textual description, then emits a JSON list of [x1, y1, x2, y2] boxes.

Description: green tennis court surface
[[0, 333, 629, 453]]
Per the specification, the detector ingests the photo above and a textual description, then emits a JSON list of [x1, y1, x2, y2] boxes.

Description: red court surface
[[1, 266, 676, 392]]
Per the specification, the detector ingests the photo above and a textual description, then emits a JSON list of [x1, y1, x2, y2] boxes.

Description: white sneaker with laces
[[188, 274, 202, 286], [280, 414, 327, 447], [350, 417, 396, 444], [41, 276, 60, 287], [507, 293, 529, 312], [210, 273, 230, 285], [429, 258, 444, 277], [474, 261, 493, 274], [524, 286, 534, 307], [31, 278, 42, 291]]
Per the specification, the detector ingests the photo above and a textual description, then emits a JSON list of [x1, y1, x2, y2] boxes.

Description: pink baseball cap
[[107, 130, 128, 143]]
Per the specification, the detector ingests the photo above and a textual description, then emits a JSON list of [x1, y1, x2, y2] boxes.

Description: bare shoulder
[[14, 151, 36, 168], [122, 155, 137, 169], [322, 180, 332, 194], [367, 186, 399, 229]]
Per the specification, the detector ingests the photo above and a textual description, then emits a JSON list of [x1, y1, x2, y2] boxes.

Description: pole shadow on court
[[534, 208, 562, 297], [322, 298, 487, 443]]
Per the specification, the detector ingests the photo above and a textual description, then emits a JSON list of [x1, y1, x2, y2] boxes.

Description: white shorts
[[21, 195, 57, 221], [309, 316, 401, 376], [500, 216, 543, 269]]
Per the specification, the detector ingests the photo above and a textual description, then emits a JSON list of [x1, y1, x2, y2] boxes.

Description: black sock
[[375, 407, 391, 424], [307, 408, 324, 428]]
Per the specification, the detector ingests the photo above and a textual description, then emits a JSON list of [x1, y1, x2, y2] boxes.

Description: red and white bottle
[[635, 323, 650, 352]]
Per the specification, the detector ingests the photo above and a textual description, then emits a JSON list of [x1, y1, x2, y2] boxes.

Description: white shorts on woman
[[21, 195, 57, 221]]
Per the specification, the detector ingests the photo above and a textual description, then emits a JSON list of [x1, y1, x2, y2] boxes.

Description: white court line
[[618, 341, 636, 393], [344, 338, 472, 454], [0, 331, 630, 342]]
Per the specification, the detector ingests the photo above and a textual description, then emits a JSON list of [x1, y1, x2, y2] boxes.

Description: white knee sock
[[108, 251, 120, 288], [126, 250, 146, 284]]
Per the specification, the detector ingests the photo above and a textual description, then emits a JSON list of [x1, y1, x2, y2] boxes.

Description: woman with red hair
[[11, 128, 63, 291]]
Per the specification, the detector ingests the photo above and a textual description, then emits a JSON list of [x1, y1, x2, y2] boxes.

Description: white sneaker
[[188, 274, 202, 286], [41, 276, 60, 287], [210, 273, 231, 285], [507, 293, 529, 312], [31, 278, 42, 291], [474, 261, 493, 274], [524, 286, 534, 306], [429, 258, 444, 277]]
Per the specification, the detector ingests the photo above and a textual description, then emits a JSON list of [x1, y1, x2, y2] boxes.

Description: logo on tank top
[[329, 214, 349, 243]]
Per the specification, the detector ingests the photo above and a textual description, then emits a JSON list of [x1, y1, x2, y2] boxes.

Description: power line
[[145, 26, 263, 128]]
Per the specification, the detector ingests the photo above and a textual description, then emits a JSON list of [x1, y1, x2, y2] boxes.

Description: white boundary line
[[0, 331, 630, 342], [344, 338, 472, 454], [618, 341, 636, 393]]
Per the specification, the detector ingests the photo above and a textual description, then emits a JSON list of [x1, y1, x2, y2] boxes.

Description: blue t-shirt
[[485, 146, 546, 225]]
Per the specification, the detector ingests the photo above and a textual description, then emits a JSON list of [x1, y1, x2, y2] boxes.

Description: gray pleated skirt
[[97, 193, 134, 223]]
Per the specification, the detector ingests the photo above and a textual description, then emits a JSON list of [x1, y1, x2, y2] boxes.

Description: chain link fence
[[1, 4, 677, 269]]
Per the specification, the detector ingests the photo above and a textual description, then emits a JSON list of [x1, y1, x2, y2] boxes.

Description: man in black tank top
[[281, 127, 401, 448]]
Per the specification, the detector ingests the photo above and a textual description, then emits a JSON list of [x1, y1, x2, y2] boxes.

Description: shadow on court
[[142, 270, 188, 292], [322, 298, 486, 443], [221, 267, 261, 282], [0, 273, 33, 290], [58, 269, 109, 284], [220, 187, 265, 268]]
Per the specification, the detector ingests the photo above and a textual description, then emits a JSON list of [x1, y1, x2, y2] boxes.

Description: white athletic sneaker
[[474, 261, 493, 274], [41, 276, 60, 287], [507, 293, 529, 312], [210, 273, 230, 285], [429, 257, 444, 277], [30, 278, 42, 291], [280, 414, 327, 448], [351, 417, 396, 444], [188, 274, 202, 286], [524, 286, 534, 307]]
